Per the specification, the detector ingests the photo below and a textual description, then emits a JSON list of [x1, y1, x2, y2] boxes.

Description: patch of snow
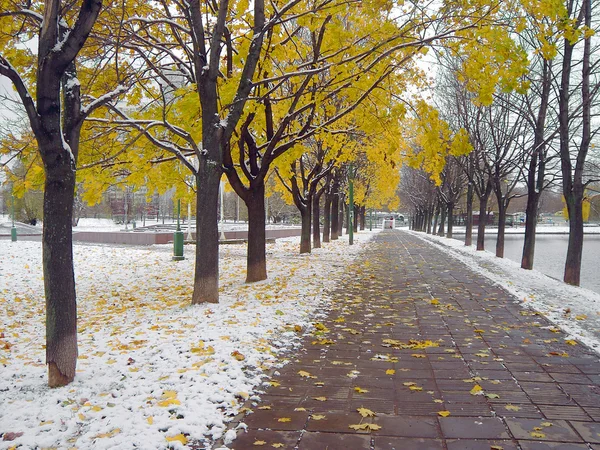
[[0, 230, 378, 449]]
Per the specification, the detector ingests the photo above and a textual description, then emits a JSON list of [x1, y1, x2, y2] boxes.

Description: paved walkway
[[228, 230, 600, 450]]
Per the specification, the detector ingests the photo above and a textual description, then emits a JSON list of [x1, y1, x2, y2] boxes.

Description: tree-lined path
[[228, 229, 600, 449]]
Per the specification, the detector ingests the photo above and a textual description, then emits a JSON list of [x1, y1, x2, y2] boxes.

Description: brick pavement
[[227, 230, 600, 450]]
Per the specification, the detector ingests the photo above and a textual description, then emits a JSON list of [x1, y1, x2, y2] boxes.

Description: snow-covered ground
[[0, 231, 376, 449], [451, 224, 600, 234], [409, 230, 600, 353]]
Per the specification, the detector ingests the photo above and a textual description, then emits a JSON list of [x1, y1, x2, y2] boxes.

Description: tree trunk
[[446, 202, 454, 238], [43, 157, 77, 388], [438, 205, 446, 236], [313, 189, 323, 249], [564, 196, 584, 285], [359, 206, 365, 230], [476, 196, 488, 251], [323, 192, 332, 243], [432, 204, 439, 236], [465, 183, 473, 246], [353, 204, 358, 232], [192, 170, 220, 304], [245, 184, 267, 282], [426, 206, 432, 234], [300, 200, 311, 254], [331, 193, 339, 240], [496, 201, 506, 258], [339, 200, 344, 236]]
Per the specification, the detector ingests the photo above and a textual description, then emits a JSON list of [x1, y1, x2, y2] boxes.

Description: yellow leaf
[[78, 413, 86, 421], [386, 369, 395, 375], [403, 382, 416, 386], [277, 417, 291, 422], [294, 407, 307, 411], [298, 370, 312, 378], [94, 429, 121, 439], [269, 381, 281, 387], [504, 404, 521, 411], [258, 406, 272, 410], [311, 415, 326, 420], [491, 446, 504, 450], [254, 441, 267, 446], [431, 299, 439, 305], [474, 329, 485, 333], [437, 411, 451, 417], [357, 407, 376, 417], [354, 387, 369, 393], [409, 386, 423, 391], [91, 406, 102, 412], [541, 422, 553, 427], [147, 416, 153, 424], [575, 314, 587, 320], [470, 384, 483, 395], [231, 350, 245, 361], [565, 340, 577, 345], [166, 434, 187, 445], [349, 423, 381, 431], [411, 354, 426, 358], [313, 397, 327, 402], [530, 431, 546, 438], [434, 399, 443, 403], [272, 444, 285, 448], [485, 393, 500, 399], [157, 398, 181, 407]]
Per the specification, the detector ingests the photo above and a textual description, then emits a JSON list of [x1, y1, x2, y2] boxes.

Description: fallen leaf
[[349, 423, 381, 431], [311, 415, 326, 420], [166, 434, 187, 445], [504, 404, 521, 411], [437, 410, 451, 417], [258, 406, 272, 410], [575, 314, 587, 320], [385, 369, 395, 375], [272, 444, 285, 449], [298, 370, 313, 378], [277, 418, 291, 423], [565, 340, 577, 346], [354, 387, 369, 393], [313, 397, 327, 402], [485, 393, 500, 399], [294, 407, 307, 412], [357, 407, 376, 417], [530, 431, 545, 438], [254, 441, 267, 446], [470, 385, 483, 396], [231, 350, 245, 361]]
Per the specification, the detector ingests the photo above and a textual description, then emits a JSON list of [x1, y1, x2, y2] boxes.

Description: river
[[451, 233, 600, 295]]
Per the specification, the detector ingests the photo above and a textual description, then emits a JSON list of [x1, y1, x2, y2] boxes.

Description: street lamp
[[348, 164, 354, 246], [11, 193, 17, 242], [219, 180, 226, 240]]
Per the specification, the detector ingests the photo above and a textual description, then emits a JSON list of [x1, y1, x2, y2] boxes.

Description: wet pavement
[[227, 230, 600, 449]]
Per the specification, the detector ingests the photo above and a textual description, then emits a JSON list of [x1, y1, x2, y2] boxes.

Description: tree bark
[[476, 195, 488, 251], [338, 199, 344, 236], [43, 154, 78, 388], [465, 183, 473, 246], [313, 188, 323, 248], [359, 206, 365, 230], [331, 192, 339, 240], [323, 192, 332, 243], [446, 202, 454, 239], [564, 198, 584, 285], [496, 201, 506, 258], [300, 199, 312, 254], [437, 205, 446, 236], [245, 183, 267, 282], [192, 170, 221, 303]]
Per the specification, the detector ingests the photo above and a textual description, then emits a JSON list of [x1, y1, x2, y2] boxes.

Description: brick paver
[[226, 230, 600, 449]]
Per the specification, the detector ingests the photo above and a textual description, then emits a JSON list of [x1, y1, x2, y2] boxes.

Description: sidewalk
[[227, 230, 600, 450]]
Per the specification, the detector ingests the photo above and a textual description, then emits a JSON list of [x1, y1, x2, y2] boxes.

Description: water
[[452, 233, 600, 294]]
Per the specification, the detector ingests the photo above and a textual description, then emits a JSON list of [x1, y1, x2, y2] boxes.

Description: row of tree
[[400, 0, 599, 290], [0, 0, 588, 388]]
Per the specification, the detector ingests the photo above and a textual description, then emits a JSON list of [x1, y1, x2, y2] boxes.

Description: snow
[[409, 230, 600, 353], [0, 230, 377, 449]]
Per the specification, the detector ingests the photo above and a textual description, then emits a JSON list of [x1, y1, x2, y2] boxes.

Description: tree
[[0, 0, 129, 386]]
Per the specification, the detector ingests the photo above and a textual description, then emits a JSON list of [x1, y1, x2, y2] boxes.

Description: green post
[[11, 194, 17, 242], [173, 199, 184, 261], [369, 209, 373, 231], [348, 164, 354, 246]]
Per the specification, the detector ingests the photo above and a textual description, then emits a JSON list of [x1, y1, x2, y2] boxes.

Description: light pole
[[348, 164, 354, 245], [219, 180, 226, 240], [11, 193, 17, 242]]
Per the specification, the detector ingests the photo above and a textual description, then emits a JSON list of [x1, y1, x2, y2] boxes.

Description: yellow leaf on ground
[[269, 381, 280, 387], [437, 411, 451, 417], [530, 431, 546, 438], [565, 340, 577, 345], [470, 385, 483, 395], [94, 429, 121, 439], [294, 407, 307, 411], [253, 441, 266, 446], [166, 434, 187, 445], [357, 407, 376, 417], [386, 369, 395, 375], [147, 416, 153, 424], [575, 315, 587, 320], [349, 423, 381, 431], [411, 354, 426, 358], [157, 398, 181, 407], [313, 397, 327, 402], [272, 444, 285, 448], [354, 387, 369, 393], [277, 417, 291, 423], [504, 404, 521, 411], [403, 382, 416, 386], [311, 415, 326, 420], [298, 370, 312, 378], [409, 386, 423, 391], [258, 406, 272, 410]]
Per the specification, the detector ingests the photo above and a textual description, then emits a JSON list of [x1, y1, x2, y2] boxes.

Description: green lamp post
[[11, 194, 17, 242], [173, 199, 185, 261], [348, 164, 354, 246]]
